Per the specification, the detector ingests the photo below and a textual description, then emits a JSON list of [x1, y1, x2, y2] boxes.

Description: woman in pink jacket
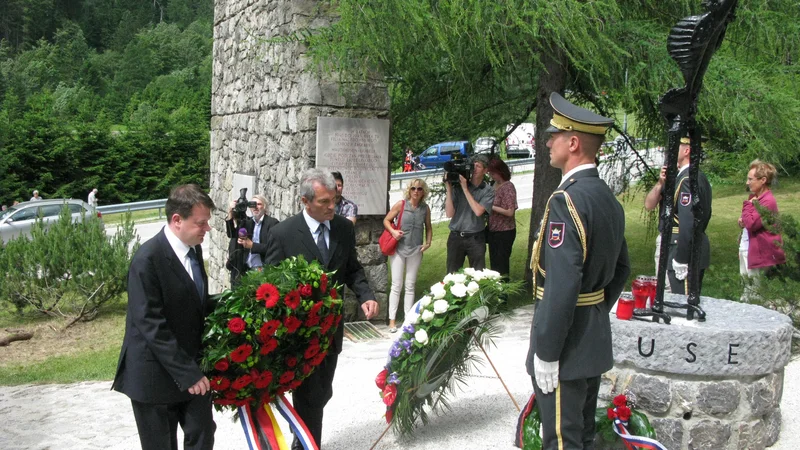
[[738, 160, 785, 292]]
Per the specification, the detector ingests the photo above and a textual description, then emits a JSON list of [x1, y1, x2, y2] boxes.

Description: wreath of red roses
[[201, 256, 342, 410]]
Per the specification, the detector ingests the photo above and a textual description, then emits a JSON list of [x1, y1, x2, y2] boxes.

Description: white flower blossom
[[433, 299, 449, 314], [469, 270, 485, 281], [421, 309, 435, 322], [415, 329, 429, 345], [449, 283, 468, 298], [430, 283, 447, 299], [463, 267, 477, 277], [448, 273, 467, 284], [466, 281, 480, 296], [481, 269, 502, 280], [418, 296, 432, 308]]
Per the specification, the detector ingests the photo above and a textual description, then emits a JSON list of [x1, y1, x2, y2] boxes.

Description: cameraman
[[225, 194, 279, 286], [444, 154, 495, 273]]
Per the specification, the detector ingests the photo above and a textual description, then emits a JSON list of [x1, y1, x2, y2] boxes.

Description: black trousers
[[532, 375, 601, 450], [130, 394, 215, 450], [291, 352, 339, 450], [667, 269, 705, 295], [446, 231, 486, 273], [487, 228, 516, 278]]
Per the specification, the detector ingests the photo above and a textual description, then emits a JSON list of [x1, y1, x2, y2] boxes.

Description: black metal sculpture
[[647, 0, 739, 323]]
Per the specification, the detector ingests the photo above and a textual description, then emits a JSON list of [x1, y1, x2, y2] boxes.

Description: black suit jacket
[[225, 215, 280, 282], [264, 212, 375, 353], [112, 229, 212, 404]]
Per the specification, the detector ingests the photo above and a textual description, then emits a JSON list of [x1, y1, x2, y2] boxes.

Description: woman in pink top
[[487, 157, 518, 279], [738, 160, 785, 294]]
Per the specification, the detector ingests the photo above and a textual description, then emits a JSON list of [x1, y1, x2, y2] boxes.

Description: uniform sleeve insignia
[[680, 192, 691, 206], [548, 222, 565, 248]]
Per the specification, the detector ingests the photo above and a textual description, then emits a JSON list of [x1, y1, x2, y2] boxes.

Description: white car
[[474, 137, 499, 154], [0, 199, 102, 243]]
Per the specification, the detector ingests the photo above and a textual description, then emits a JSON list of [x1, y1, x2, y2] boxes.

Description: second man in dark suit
[[264, 168, 378, 450], [112, 184, 217, 450]]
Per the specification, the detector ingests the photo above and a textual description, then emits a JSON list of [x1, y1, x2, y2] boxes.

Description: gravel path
[[1, 306, 796, 449]]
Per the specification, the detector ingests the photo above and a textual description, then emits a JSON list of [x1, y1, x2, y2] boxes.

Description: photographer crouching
[[444, 154, 495, 273], [225, 189, 279, 287]]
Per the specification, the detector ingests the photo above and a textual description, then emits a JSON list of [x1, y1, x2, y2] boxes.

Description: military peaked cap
[[546, 92, 614, 136]]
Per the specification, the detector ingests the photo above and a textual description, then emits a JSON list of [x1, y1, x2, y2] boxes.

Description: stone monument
[[209, 0, 391, 318]]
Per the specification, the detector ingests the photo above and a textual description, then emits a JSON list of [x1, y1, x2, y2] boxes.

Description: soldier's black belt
[[535, 287, 605, 306]]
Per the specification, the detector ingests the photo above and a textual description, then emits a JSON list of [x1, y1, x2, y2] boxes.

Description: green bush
[[0, 208, 139, 326]]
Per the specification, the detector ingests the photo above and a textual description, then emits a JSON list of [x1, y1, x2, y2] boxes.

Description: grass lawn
[[2, 176, 797, 385]]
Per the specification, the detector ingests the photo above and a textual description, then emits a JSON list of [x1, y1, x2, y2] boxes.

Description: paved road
[[1, 306, 797, 449]]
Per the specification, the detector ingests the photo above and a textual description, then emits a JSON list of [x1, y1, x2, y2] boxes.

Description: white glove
[[672, 259, 688, 281], [533, 354, 559, 395]]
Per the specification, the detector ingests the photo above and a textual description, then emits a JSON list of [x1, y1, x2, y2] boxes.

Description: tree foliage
[[0, 0, 213, 206]]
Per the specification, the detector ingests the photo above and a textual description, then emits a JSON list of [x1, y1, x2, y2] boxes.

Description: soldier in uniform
[[667, 137, 712, 294], [526, 92, 630, 449]]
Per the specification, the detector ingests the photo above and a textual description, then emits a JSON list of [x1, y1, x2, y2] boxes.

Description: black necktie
[[316, 223, 329, 264], [187, 248, 205, 299]]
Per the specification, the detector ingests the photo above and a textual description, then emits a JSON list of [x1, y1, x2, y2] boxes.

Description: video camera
[[233, 187, 257, 223], [443, 152, 471, 184]]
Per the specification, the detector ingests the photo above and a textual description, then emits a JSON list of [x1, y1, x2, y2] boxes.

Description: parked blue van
[[416, 141, 473, 169]]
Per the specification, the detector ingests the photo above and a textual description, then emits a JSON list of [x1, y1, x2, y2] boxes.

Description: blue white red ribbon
[[612, 417, 668, 450], [274, 394, 318, 450]]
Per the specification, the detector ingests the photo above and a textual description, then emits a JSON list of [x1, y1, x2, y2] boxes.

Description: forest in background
[[0, 0, 214, 205]]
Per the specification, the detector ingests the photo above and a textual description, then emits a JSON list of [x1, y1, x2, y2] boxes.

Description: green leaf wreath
[[375, 268, 523, 434], [201, 256, 343, 410]]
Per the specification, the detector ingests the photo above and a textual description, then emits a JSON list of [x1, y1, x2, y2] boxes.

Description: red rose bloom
[[254, 371, 274, 389], [330, 288, 338, 299], [375, 368, 388, 390], [320, 315, 335, 335], [308, 301, 324, 318], [385, 408, 393, 424], [382, 384, 397, 406], [302, 363, 312, 375], [232, 374, 253, 390], [305, 315, 321, 327], [211, 376, 231, 391], [214, 359, 229, 372], [288, 380, 302, 390], [259, 319, 281, 339], [320, 274, 328, 293], [299, 283, 313, 298], [607, 408, 616, 420], [224, 389, 238, 399], [310, 351, 327, 367], [279, 371, 295, 385], [284, 290, 301, 309], [230, 344, 253, 363], [304, 345, 321, 360], [617, 406, 632, 422], [284, 316, 302, 333], [613, 394, 627, 408], [256, 283, 280, 307], [227, 317, 246, 334], [286, 356, 298, 368], [259, 337, 278, 355]]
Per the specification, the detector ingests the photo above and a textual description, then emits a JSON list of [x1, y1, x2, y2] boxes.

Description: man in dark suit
[[112, 184, 216, 450], [225, 194, 279, 286], [526, 93, 630, 449], [264, 168, 378, 450], [668, 137, 712, 295]]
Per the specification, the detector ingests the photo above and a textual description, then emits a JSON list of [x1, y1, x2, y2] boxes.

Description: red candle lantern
[[616, 293, 634, 320], [646, 276, 658, 308], [632, 275, 650, 310]]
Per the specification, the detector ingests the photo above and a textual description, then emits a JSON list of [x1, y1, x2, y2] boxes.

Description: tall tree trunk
[[525, 44, 567, 288]]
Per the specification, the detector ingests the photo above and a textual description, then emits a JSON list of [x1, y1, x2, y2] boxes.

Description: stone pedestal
[[598, 294, 792, 450]]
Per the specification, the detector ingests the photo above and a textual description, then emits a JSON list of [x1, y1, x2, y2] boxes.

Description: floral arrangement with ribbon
[[201, 256, 342, 450], [376, 268, 522, 435]]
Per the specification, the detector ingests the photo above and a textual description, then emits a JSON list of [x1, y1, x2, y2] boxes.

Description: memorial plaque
[[315, 117, 391, 215]]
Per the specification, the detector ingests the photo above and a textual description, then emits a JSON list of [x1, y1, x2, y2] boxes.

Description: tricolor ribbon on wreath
[[238, 394, 318, 450], [610, 412, 668, 450]]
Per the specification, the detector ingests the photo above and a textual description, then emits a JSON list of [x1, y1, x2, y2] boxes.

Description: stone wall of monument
[[209, 0, 390, 317]]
